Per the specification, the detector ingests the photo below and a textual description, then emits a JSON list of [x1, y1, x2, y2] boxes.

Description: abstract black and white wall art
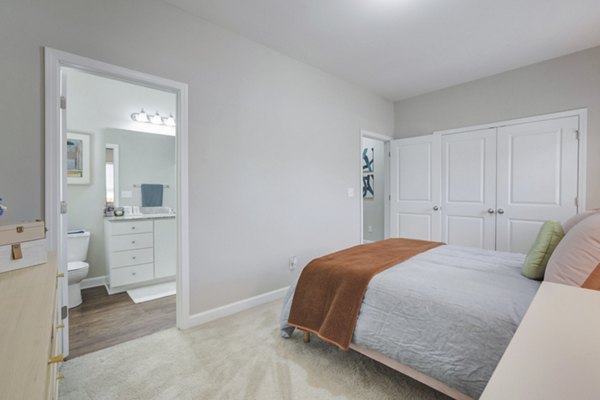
[[363, 174, 374, 199], [362, 146, 375, 199], [362, 147, 374, 173]]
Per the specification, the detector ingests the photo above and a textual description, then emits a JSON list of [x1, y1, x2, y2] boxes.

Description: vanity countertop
[[105, 213, 175, 222]]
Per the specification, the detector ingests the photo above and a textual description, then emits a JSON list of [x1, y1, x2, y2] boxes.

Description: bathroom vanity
[[104, 214, 176, 293]]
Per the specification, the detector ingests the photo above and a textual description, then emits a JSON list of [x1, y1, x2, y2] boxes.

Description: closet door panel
[[390, 135, 441, 241], [496, 116, 579, 253], [441, 129, 496, 250]]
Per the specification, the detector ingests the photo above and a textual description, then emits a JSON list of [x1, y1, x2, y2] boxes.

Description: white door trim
[[434, 108, 587, 212], [359, 129, 393, 243], [44, 49, 192, 355]]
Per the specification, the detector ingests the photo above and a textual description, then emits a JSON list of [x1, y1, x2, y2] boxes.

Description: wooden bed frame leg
[[303, 331, 311, 343]]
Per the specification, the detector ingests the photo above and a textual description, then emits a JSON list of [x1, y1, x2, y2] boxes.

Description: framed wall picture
[[67, 132, 91, 185], [362, 147, 374, 173], [363, 174, 374, 199]]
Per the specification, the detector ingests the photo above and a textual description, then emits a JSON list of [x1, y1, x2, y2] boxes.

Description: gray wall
[[394, 45, 600, 209], [67, 128, 175, 279], [362, 137, 385, 242], [0, 0, 394, 313]]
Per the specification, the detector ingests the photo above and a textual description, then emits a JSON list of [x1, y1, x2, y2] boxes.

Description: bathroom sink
[[140, 207, 175, 215]]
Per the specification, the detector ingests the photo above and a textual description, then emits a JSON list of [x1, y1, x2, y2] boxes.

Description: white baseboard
[[80, 275, 107, 289], [185, 286, 289, 329]]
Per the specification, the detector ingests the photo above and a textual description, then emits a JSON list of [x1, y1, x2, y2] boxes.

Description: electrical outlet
[[289, 256, 298, 271], [368, 225, 373, 233]]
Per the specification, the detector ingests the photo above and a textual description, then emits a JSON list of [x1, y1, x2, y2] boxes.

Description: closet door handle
[[433, 206, 439, 211], [488, 208, 495, 214], [497, 209, 505, 214]]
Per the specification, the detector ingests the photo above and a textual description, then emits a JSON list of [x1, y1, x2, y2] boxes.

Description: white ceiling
[[166, 0, 600, 101]]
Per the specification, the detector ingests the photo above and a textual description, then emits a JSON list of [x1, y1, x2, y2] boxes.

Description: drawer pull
[[132, 272, 137, 276], [57, 373, 65, 381], [11, 244, 23, 260], [131, 226, 136, 230], [132, 256, 136, 260], [48, 354, 64, 364], [132, 241, 136, 244], [57, 273, 65, 278], [56, 323, 65, 329]]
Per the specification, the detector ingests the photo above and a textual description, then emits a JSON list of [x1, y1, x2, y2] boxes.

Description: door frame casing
[[44, 47, 191, 357], [359, 129, 393, 243]]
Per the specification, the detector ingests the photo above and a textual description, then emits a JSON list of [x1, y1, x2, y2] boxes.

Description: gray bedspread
[[280, 245, 540, 398]]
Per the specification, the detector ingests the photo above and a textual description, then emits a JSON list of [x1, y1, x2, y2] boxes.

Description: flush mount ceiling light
[[131, 109, 176, 127]]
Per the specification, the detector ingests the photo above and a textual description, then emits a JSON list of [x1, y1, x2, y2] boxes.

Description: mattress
[[280, 245, 540, 398]]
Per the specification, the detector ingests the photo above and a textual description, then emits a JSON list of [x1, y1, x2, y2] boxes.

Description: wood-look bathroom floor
[[68, 286, 176, 359]]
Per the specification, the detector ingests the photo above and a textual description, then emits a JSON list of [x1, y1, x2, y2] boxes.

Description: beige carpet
[[60, 301, 449, 400]]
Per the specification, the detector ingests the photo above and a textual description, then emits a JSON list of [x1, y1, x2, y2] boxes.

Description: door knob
[[497, 209, 505, 214], [433, 206, 439, 211], [488, 208, 495, 214]]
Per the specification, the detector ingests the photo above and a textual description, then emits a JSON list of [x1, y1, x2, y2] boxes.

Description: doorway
[[360, 130, 392, 243], [45, 48, 190, 359]]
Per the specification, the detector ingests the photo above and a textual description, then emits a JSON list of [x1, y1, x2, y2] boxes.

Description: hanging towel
[[141, 184, 164, 207]]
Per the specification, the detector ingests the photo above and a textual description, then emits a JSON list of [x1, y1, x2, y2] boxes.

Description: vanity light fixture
[[130, 109, 176, 127], [150, 112, 163, 125], [163, 114, 176, 127], [131, 108, 149, 123]]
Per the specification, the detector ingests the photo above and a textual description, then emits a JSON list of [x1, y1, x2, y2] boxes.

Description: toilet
[[67, 230, 91, 308]]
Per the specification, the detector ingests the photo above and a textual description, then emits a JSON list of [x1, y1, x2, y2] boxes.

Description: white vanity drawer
[[110, 220, 153, 236], [110, 233, 153, 252], [110, 248, 154, 269], [110, 263, 153, 287]]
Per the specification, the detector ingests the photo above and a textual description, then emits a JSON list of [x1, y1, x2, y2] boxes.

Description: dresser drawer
[[110, 233, 153, 252], [110, 220, 153, 236], [110, 263, 154, 287], [110, 248, 154, 269]]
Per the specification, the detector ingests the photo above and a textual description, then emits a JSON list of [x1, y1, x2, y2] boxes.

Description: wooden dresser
[[0, 254, 62, 399]]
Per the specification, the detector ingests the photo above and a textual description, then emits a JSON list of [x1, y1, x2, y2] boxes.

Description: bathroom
[[65, 68, 178, 358]]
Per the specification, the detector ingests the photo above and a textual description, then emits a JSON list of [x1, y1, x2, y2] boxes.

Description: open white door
[[496, 116, 579, 253], [57, 69, 70, 357], [389, 135, 441, 241]]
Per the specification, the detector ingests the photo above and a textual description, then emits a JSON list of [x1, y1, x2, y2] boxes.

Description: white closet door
[[390, 135, 441, 241], [496, 116, 579, 253], [441, 129, 497, 249]]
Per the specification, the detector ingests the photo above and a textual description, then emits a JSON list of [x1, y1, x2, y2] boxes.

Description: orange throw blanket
[[288, 238, 444, 350]]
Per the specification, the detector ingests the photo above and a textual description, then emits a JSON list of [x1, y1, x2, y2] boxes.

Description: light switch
[[121, 191, 133, 199], [347, 188, 355, 198]]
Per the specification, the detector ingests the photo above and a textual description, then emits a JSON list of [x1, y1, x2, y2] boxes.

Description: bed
[[280, 243, 540, 399]]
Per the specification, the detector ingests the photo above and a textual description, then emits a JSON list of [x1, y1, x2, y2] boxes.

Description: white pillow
[[562, 209, 600, 233], [545, 213, 600, 287]]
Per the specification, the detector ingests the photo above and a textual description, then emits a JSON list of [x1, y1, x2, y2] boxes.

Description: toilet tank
[[67, 231, 91, 262]]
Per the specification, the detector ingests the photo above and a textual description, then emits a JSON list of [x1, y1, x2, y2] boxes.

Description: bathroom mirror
[[103, 129, 176, 212]]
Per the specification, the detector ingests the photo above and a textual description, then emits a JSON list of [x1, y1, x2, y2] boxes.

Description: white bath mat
[[127, 281, 176, 303]]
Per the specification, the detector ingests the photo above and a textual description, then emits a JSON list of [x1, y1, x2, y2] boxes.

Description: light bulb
[[132, 109, 149, 123], [164, 114, 176, 127], [150, 112, 163, 125]]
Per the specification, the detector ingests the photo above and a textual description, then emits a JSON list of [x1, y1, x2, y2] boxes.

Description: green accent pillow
[[522, 221, 564, 280]]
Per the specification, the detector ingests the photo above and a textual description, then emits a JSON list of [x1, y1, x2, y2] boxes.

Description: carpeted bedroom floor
[[60, 301, 449, 400]]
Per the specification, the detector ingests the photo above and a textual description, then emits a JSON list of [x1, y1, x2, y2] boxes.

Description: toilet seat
[[68, 261, 89, 271]]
